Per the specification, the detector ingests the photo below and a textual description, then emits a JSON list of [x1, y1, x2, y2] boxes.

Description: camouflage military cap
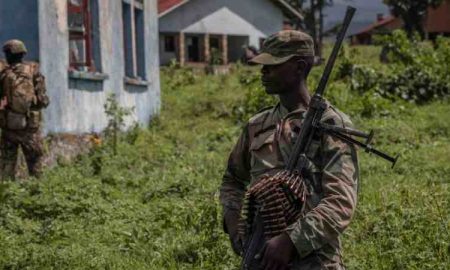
[[2, 39, 27, 54], [250, 30, 314, 65]]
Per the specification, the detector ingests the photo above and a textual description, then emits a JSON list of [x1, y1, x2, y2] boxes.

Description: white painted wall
[[182, 7, 266, 46], [39, 0, 160, 134], [159, 0, 284, 65]]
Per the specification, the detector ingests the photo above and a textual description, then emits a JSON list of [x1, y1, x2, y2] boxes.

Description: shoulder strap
[[320, 105, 348, 128], [256, 105, 274, 114]]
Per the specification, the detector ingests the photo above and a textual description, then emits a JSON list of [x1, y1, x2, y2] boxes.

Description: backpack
[[2, 64, 37, 115]]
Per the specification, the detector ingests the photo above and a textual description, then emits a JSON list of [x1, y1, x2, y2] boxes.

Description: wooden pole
[[204, 33, 210, 63], [179, 32, 185, 66], [221, 34, 228, 65]]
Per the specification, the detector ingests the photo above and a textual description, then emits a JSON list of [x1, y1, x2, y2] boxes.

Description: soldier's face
[[4, 51, 23, 65], [261, 59, 302, 95], [4, 51, 13, 64]]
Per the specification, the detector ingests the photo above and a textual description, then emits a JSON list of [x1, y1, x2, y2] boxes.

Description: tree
[[383, 0, 444, 39], [286, 0, 359, 60], [311, 0, 334, 60], [285, 0, 333, 60]]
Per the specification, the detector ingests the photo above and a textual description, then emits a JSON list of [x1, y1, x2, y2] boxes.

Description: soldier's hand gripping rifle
[[239, 6, 399, 270]]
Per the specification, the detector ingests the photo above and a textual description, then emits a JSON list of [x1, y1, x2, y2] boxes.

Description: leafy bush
[[104, 93, 135, 155], [232, 67, 276, 123], [162, 60, 198, 89], [379, 65, 449, 104], [335, 31, 450, 104], [376, 31, 450, 104]]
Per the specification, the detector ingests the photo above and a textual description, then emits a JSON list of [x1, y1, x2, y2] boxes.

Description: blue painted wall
[[37, 0, 160, 134], [0, 0, 40, 61]]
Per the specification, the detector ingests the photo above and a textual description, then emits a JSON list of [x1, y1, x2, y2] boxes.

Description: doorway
[[186, 35, 201, 62]]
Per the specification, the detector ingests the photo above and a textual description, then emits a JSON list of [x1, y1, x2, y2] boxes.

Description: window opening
[[164, 35, 176, 52], [68, 0, 94, 71], [122, 1, 146, 80]]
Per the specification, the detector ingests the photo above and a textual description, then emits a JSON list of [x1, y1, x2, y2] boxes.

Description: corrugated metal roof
[[158, 0, 303, 18], [353, 16, 396, 35], [158, 0, 188, 15]]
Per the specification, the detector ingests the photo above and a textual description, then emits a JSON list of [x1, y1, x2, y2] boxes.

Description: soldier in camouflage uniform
[[0, 40, 50, 180], [220, 30, 359, 270]]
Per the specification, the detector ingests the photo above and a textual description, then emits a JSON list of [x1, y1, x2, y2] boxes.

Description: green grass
[[0, 47, 448, 269]]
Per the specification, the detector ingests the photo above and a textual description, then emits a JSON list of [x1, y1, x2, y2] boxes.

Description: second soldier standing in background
[[0, 40, 50, 180]]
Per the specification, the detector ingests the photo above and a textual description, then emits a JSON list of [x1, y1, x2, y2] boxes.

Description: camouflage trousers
[[0, 128, 44, 180]]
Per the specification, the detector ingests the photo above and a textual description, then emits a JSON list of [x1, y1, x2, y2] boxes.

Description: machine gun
[[240, 6, 398, 270], [286, 6, 398, 173]]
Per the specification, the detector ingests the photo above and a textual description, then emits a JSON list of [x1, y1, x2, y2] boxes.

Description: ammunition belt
[[238, 170, 308, 240]]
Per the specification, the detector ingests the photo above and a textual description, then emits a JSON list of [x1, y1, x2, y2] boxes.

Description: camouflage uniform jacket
[[0, 62, 49, 113], [220, 102, 359, 269], [0, 62, 49, 179]]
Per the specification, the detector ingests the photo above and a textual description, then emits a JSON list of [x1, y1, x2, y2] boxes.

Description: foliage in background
[[232, 66, 276, 123], [336, 31, 450, 105], [376, 31, 450, 103], [209, 48, 223, 66], [162, 60, 198, 90], [0, 44, 448, 269], [383, 0, 444, 38]]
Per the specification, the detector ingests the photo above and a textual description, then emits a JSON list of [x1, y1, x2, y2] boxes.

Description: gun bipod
[[317, 123, 399, 168]]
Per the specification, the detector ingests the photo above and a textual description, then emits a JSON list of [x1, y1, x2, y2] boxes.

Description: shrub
[[104, 93, 135, 155], [336, 31, 450, 104], [232, 68, 276, 123], [162, 60, 197, 89]]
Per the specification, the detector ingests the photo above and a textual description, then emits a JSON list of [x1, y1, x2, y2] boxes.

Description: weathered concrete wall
[[159, 0, 284, 48], [39, 0, 160, 134], [13, 133, 98, 180], [0, 0, 40, 61]]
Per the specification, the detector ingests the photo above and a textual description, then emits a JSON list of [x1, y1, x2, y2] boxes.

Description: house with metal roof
[[158, 0, 303, 65], [350, 0, 450, 45]]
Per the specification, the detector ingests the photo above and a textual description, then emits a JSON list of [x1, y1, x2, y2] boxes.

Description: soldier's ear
[[296, 59, 307, 76]]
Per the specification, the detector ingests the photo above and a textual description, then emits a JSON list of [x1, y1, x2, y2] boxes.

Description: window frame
[[68, 0, 94, 71], [122, 0, 146, 81]]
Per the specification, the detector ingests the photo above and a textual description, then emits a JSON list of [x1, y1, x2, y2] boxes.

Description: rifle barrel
[[316, 6, 356, 97], [287, 6, 356, 172]]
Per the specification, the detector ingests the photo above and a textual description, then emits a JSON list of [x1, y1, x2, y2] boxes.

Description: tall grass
[[0, 46, 448, 269]]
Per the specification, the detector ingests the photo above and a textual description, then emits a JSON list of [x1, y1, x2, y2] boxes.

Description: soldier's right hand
[[224, 210, 243, 256], [260, 233, 295, 270]]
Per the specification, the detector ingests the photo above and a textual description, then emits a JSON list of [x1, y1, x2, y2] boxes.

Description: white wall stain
[[54, 0, 67, 34]]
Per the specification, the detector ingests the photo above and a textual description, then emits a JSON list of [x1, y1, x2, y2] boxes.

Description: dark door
[[187, 36, 200, 62]]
